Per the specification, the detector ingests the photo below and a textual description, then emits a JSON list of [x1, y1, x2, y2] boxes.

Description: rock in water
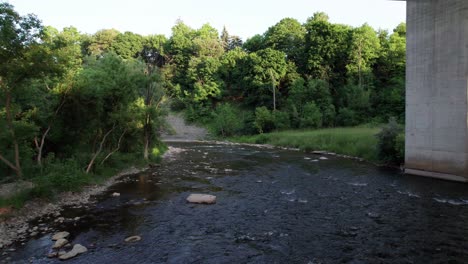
[[52, 231, 70, 241], [112, 192, 120, 197], [124, 236, 141, 243], [58, 244, 87, 260], [186, 194, 216, 204], [52, 238, 68, 249]]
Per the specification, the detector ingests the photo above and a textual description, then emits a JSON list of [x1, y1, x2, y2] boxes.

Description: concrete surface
[[405, 0, 468, 181]]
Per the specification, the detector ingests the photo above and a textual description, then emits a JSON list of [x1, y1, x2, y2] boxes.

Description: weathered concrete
[[405, 0, 468, 181]]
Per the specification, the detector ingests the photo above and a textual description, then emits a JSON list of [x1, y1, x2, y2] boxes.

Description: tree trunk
[[86, 125, 115, 174], [100, 129, 126, 165], [35, 97, 66, 167], [36, 126, 51, 167], [3, 90, 22, 178]]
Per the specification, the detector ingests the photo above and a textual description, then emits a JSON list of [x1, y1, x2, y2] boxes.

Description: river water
[[5, 142, 468, 263]]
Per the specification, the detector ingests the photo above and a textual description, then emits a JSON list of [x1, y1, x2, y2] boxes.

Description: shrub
[[336, 107, 359, 126], [376, 117, 404, 164], [254, 106, 275, 133], [211, 103, 245, 137], [273, 110, 291, 130], [395, 133, 405, 162], [300, 102, 322, 128]]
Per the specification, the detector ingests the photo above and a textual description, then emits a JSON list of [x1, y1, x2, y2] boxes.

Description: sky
[[6, 0, 406, 40]]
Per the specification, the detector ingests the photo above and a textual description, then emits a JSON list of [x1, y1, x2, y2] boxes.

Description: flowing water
[[5, 142, 468, 263]]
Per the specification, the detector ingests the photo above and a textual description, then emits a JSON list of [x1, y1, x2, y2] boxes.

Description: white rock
[[124, 235, 141, 243], [59, 244, 87, 260], [52, 238, 68, 249], [319, 157, 328, 160], [186, 194, 216, 204], [112, 192, 120, 197], [52, 231, 70, 241]]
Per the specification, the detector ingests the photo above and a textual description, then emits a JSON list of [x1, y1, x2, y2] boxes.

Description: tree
[[86, 29, 120, 56], [220, 26, 229, 51], [240, 48, 289, 108], [264, 18, 305, 64], [0, 3, 48, 178], [32, 26, 83, 166], [303, 13, 351, 88], [346, 24, 381, 89], [243, 34, 264, 52], [111, 31, 144, 59]]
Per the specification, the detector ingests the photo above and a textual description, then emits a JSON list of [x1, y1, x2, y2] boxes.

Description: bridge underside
[[405, 0, 468, 182]]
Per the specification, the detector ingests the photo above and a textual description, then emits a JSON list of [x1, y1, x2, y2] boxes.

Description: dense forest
[[0, 2, 405, 195]]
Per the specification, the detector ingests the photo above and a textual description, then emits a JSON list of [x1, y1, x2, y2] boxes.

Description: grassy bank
[[0, 146, 167, 209], [231, 127, 380, 162]]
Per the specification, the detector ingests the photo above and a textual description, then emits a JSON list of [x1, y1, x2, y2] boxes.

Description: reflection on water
[[6, 142, 468, 264]]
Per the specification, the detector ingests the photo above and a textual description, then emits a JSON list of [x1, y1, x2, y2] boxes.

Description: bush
[[273, 110, 291, 130], [395, 133, 405, 162], [336, 107, 359, 126], [376, 117, 404, 164], [300, 102, 322, 128], [211, 103, 245, 137], [36, 158, 92, 193], [254, 106, 275, 133]]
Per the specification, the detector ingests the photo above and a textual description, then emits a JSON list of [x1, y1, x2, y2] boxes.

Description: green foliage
[[264, 18, 305, 64], [273, 111, 291, 130], [376, 117, 404, 164], [300, 102, 322, 128], [254, 107, 275, 134], [336, 107, 359, 126], [232, 126, 380, 162], [211, 103, 245, 137], [110, 31, 144, 59]]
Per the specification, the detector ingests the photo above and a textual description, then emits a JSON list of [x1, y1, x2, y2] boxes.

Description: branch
[[85, 124, 116, 173], [100, 129, 126, 165], [0, 153, 17, 172]]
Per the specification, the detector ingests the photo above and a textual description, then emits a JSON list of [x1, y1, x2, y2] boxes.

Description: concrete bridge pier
[[405, 0, 468, 182]]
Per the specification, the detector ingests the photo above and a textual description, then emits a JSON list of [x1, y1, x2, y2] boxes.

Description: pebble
[[59, 244, 87, 260], [186, 194, 216, 204], [52, 231, 70, 241], [112, 192, 120, 197], [124, 236, 142, 243], [53, 238, 68, 249], [47, 252, 58, 258]]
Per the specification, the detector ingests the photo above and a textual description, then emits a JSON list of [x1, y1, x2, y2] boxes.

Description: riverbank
[[230, 127, 380, 162], [0, 166, 149, 250]]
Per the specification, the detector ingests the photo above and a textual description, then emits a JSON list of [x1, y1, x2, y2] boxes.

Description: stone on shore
[[52, 238, 68, 249], [186, 194, 216, 204], [52, 231, 70, 241], [58, 244, 87, 260], [124, 235, 141, 243]]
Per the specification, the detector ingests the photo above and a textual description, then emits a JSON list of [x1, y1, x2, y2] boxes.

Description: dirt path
[[161, 112, 209, 141]]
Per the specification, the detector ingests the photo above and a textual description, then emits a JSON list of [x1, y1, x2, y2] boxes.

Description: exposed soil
[[161, 113, 208, 141]]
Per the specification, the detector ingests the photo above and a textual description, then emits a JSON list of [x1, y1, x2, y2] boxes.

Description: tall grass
[[232, 127, 380, 162]]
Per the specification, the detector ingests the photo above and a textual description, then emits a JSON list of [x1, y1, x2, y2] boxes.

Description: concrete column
[[405, 0, 468, 181]]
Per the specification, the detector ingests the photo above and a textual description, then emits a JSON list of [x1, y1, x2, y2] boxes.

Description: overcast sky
[[7, 0, 406, 40]]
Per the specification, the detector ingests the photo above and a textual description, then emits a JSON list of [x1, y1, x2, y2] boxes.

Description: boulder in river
[[186, 194, 216, 204], [124, 235, 141, 243], [52, 238, 68, 249], [112, 192, 120, 197], [58, 244, 87, 260], [52, 231, 70, 241]]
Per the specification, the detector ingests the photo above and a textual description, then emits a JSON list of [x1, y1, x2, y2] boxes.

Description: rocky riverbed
[[5, 142, 468, 263], [0, 166, 146, 252]]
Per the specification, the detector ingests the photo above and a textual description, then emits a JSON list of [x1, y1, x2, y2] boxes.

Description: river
[[5, 142, 468, 263]]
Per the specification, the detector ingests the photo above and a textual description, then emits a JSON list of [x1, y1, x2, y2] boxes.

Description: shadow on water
[[5, 142, 468, 263]]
